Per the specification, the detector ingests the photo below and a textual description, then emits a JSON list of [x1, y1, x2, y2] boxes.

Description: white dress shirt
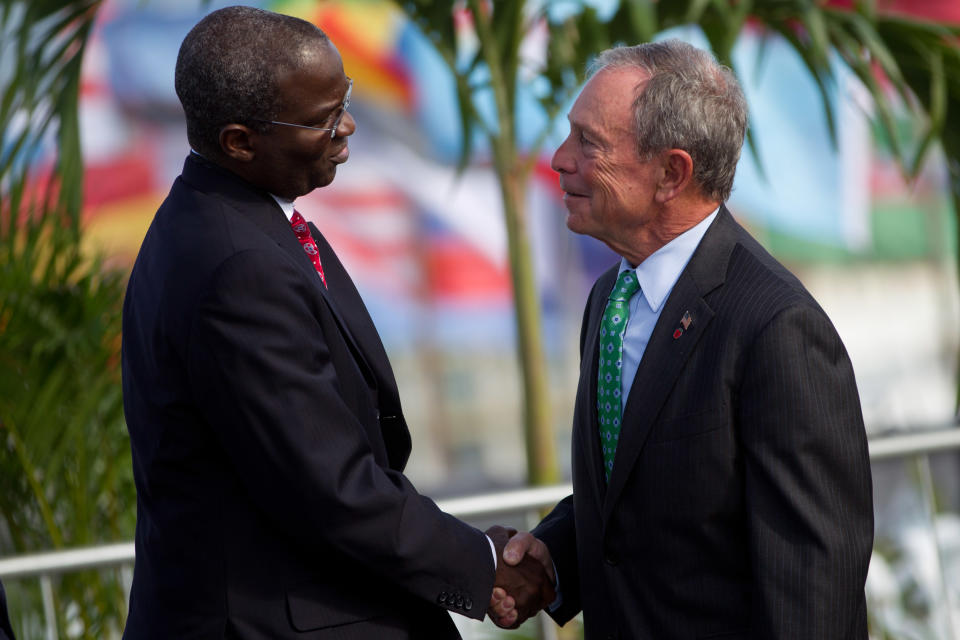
[[613, 209, 718, 401], [270, 193, 296, 221]]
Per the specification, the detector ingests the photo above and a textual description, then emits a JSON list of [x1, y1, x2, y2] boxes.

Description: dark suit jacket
[[121, 155, 493, 639], [535, 207, 873, 639], [0, 580, 14, 640]]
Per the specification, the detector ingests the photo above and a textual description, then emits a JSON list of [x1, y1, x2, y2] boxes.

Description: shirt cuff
[[547, 559, 562, 611]]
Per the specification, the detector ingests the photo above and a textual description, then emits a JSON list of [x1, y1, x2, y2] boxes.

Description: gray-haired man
[[493, 39, 873, 639]]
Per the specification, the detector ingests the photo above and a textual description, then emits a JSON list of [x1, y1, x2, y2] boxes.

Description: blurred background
[[1, 0, 959, 638]]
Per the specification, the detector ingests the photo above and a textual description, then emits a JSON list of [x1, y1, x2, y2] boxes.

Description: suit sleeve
[[531, 278, 606, 626], [532, 495, 580, 625], [185, 249, 494, 619], [738, 304, 873, 638]]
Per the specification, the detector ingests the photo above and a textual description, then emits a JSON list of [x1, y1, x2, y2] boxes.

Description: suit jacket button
[[464, 597, 473, 611], [437, 591, 447, 604], [603, 549, 619, 566], [455, 594, 464, 608]]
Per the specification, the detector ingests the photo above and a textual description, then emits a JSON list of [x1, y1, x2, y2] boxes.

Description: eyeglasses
[[262, 78, 352, 139]]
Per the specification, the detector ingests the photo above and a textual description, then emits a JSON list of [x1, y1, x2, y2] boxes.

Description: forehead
[[277, 41, 346, 107], [569, 67, 649, 138]]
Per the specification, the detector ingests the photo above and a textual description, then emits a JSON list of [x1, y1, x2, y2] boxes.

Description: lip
[[331, 144, 349, 164], [559, 180, 587, 198]]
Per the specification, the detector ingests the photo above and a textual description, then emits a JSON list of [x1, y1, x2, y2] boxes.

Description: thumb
[[502, 532, 534, 566]]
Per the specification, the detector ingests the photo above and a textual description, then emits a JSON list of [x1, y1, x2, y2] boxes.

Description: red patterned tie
[[290, 210, 327, 288]]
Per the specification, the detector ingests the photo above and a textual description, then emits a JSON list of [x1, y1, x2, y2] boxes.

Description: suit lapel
[[309, 222, 403, 414], [602, 274, 715, 520], [601, 207, 739, 522], [179, 155, 392, 411], [577, 267, 618, 508], [308, 223, 412, 469], [248, 210, 411, 467], [240, 198, 381, 391]]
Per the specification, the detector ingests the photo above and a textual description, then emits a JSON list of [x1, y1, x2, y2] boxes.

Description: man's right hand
[[485, 526, 555, 628]]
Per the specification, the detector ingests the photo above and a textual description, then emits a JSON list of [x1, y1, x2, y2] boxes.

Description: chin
[[565, 213, 588, 236], [305, 172, 336, 194]]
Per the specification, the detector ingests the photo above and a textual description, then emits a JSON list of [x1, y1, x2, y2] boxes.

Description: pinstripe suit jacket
[[535, 206, 873, 639]]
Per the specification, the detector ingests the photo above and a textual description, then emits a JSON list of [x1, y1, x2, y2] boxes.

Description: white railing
[[1, 426, 959, 639]]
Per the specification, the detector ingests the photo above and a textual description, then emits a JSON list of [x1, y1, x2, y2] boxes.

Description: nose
[[551, 133, 574, 174], [336, 110, 356, 139]]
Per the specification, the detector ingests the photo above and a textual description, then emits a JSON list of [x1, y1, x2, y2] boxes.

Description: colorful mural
[[76, 0, 954, 349]]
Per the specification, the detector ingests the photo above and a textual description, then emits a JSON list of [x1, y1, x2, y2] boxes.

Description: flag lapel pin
[[673, 310, 693, 339]]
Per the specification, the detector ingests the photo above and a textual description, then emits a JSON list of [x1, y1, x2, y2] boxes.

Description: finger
[[506, 533, 556, 582], [489, 600, 514, 619], [502, 532, 535, 565], [488, 595, 518, 627], [526, 538, 555, 581], [488, 592, 513, 616], [497, 594, 516, 613], [493, 609, 519, 629], [487, 587, 517, 616]]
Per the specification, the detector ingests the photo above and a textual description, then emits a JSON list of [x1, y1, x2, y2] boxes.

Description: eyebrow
[[309, 82, 351, 122], [311, 99, 342, 123], [568, 113, 604, 142]]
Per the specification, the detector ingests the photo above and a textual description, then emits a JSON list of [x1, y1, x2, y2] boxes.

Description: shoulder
[[694, 213, 845, 359], [129, 183, 310, 335], [718, 214, 824, 319], [149, 176, 289, 275]]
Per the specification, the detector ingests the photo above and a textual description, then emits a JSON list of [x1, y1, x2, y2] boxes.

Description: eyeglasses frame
[[260, 77, 352, 139]]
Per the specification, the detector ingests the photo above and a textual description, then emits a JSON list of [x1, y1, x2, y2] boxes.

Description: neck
[[614, 199, 720, 266]]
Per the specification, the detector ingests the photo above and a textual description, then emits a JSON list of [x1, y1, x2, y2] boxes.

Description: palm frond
[[1, 1, 132, 637]]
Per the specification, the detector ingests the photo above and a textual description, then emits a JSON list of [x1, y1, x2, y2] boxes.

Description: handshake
[[484, 525, 555, 629]]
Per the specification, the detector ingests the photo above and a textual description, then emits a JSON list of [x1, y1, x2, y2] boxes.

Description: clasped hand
[[484, 525, 555, 629]]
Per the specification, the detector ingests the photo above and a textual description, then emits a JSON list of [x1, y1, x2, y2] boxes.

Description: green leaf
[[685, 0, 713, 25], [625, 0, 658, 43], [802, 4, 832, 70], [768, 21, 839, 148], [909, 48, 945, 178]]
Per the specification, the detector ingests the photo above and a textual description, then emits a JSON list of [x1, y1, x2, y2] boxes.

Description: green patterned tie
[[597, 270, 640, 481]]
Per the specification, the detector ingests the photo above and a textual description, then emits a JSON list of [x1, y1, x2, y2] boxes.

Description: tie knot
[[290, 210, 310, 239], [609, 270, 640, 302]]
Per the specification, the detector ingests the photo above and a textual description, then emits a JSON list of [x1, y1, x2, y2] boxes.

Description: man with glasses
[[121, 7, 553, 639]]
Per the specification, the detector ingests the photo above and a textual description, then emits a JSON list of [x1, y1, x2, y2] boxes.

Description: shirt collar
[[269, 193, 296, 222], [619, 208, 719, 313]]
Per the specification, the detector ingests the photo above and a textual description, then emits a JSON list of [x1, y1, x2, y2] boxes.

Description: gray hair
[[588, 39, 747, 202], [175, 6, 329, 158]]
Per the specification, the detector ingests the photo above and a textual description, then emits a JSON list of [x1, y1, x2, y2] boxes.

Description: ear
[[219, 124, 257, 163], [655, 149, 694, 203]]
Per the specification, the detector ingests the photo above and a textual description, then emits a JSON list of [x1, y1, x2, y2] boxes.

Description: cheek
[[590, 158, 624, 209], [304, 144, 330, 165]]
